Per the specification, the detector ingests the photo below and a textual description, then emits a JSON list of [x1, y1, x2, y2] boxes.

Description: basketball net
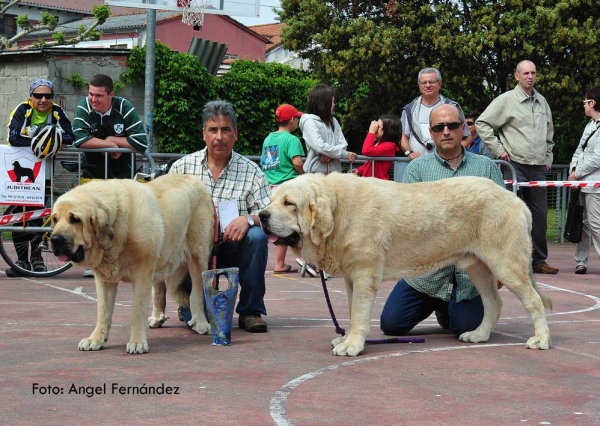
[[180, 0, 211, 27]]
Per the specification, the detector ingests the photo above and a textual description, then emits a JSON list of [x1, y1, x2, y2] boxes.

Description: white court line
[[13, 276, 131, 305], [270, 343, 520, 426], [270, 281, 600, 426], [538, 282, 600, 316], [270, 340, 600, 426]]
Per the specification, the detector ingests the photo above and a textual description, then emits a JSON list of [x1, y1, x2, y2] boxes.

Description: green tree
[[121, 42, 217, 154], [0, 1, 110, 50], [214, 60, 317, 155], [122, 46, 315, 155], [279, 0, 600, 162]]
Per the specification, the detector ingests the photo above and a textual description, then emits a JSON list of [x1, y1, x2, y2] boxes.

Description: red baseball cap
[[275, 104, 302, 122]]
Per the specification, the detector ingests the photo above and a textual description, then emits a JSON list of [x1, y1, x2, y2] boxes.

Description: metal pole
[[144, 9, 156, 155]]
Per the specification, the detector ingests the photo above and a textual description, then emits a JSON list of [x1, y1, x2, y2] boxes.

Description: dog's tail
[[529, 267, 553, 312], [168, 265, 191, 307]]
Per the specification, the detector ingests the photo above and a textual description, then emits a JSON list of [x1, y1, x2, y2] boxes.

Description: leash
[[211, 203, 219, 270], [318, 270, 425, 345], [207, 203, 223, 289]]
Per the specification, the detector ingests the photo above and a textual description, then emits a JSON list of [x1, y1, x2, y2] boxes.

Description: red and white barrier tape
[[0, 208, 51, 225], [504, 181, 600, 188]]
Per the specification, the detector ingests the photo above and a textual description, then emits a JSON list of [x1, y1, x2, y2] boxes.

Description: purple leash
[[318, 270, 425, 345]]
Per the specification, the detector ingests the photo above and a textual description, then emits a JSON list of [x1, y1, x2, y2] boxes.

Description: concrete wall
[[0, 48, 145, 144]]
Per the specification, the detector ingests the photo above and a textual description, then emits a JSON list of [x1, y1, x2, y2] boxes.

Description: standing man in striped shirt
[[380, 104, 504, 338], [73, 74, 148, 179], [170, 100, 271, 333]]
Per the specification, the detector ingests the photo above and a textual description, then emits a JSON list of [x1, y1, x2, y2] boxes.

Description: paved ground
[[1, 243, 599, 425]]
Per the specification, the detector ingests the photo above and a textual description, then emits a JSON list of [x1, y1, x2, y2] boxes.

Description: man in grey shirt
[[476, 60, 557, 275], [400, 67, 471, 161]]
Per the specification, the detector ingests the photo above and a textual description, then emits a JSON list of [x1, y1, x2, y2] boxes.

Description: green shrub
[[121, 43, 216, 154], [214, 60, 316, 155]]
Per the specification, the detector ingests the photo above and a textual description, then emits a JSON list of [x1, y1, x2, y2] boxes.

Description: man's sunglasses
[[430, 122, 462, 133], [31, 93, 54, 100], [466, 121, 475, 126]]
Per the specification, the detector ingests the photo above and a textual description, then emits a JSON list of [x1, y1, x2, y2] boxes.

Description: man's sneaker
[[5, 260, 31, 277], [575, 265, 587, 275], [177, 306, 193, 329], [31, 258, 46, 273], [238, 314, 267, 333], [83, 269, 94, 278], [532, 262, 559, 275]]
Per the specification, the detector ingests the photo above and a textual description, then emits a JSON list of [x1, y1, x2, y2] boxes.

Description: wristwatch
[[404, 150, 413, 156], [243, 214, 254, 227]]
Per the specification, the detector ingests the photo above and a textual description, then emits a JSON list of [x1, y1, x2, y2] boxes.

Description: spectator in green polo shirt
[[260, 104, 305, 274], [73, 74, 148, 179], [72, 74, 148, 279]]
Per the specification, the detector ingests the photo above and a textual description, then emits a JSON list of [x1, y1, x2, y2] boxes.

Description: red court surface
[[1, 243, 599, 425]]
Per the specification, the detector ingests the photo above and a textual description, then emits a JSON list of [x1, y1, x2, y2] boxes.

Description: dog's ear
[[90, 208, 114, 251], [309, 197, 334, 246]]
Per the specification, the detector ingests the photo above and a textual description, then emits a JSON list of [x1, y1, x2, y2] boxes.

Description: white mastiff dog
[[259, 172, 552, 356], [51, 173, 215, 354]]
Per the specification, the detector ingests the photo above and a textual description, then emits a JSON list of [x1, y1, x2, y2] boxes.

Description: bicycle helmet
[[30, 123, 62, 159]]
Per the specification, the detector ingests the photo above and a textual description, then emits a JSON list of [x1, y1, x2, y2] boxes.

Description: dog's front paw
[[331, 335, 347, 348], [188, 318, 211, 335], [148, 313, 169, 328], [79, 337, 104, 351], [526, 335, 550, 350], [458, 330, 490, 343], [126, 341, 149, 354], [332, 337, 364, 357]]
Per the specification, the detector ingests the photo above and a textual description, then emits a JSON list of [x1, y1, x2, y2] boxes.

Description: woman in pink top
[[353, 114, 401, 179]]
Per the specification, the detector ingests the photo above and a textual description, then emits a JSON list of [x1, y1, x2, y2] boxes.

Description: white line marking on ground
[[270, 343, 524, 426], [18, 277, 130, 305], [271, 282, 600, 425], [537, 282, 600, 316]]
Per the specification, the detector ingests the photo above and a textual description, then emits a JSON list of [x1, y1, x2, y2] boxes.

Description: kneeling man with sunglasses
[[380, 104, 505, 338]]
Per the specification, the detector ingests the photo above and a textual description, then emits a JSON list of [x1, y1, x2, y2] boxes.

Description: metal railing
[[29, 150, 568, 243], [305, 154, 567, 241], [1, 147, 156, 235]]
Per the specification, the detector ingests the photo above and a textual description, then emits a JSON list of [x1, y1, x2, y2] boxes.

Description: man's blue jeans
[[380, 279, 484, 336], [182, 226, 268, 316]]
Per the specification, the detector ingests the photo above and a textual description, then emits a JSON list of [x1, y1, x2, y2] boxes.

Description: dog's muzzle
[[50, 234, 85, 263], [258, 210, 301, 248]]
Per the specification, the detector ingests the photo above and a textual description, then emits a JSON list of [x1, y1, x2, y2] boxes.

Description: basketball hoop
[[179, 0, 211, 27]]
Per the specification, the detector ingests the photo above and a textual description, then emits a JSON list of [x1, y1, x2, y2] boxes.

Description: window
[[0, 14, 17, 36]]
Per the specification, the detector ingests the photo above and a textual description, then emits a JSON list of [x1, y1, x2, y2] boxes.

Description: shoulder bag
[[564, 188, 584, 243], [564, 125, 599, 243]]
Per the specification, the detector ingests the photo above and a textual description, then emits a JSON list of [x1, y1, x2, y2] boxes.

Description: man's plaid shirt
[[169, 148, 271, 215], [402, 149, 505, 302]]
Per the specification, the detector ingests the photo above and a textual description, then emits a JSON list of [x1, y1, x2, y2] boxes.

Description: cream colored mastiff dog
[[51, 173, 215, 354], [259, 172, 552, 356]]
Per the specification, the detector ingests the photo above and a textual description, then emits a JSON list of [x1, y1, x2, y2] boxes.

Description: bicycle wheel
[[0, 205, 72, 277]]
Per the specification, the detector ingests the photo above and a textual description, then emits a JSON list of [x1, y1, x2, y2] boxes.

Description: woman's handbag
[[564, 188, 584, 243]]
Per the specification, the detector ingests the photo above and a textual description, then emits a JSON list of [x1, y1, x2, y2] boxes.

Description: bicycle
[[0, 160, 98, 277]]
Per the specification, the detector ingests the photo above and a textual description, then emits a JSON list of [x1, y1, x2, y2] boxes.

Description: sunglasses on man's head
[[31, 93, 54, 100], [430, 122, 462, 133]]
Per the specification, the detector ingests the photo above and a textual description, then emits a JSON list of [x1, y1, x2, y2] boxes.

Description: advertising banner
[[0, 145, 45, 206]]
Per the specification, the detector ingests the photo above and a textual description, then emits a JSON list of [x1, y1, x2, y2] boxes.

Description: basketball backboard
[[104, 0, 260, 17]]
